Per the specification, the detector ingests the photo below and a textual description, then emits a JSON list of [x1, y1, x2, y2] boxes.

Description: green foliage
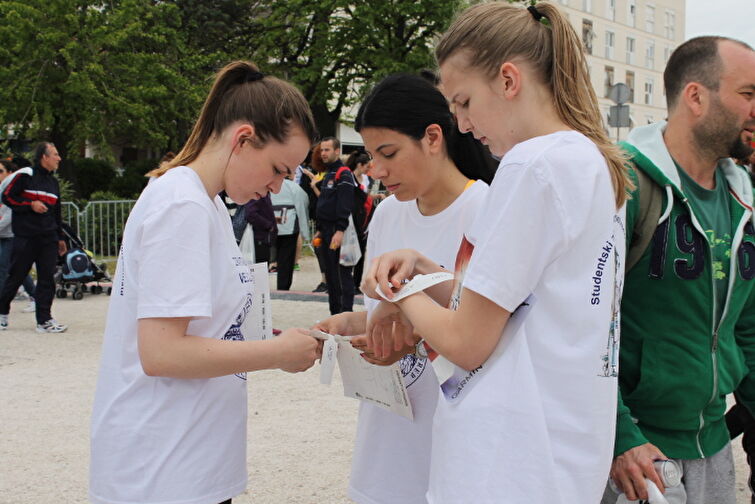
[[57, 176, 76, 203], [71, 158, 116, 199], [88, 190, 122, 202], [108, 162, 150, 199], [0, 0, 461, 152], [249, 0, 462, 134], [0, 0, 200, 158]]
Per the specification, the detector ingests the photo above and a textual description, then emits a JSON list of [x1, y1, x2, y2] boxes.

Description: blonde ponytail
[[147, 61, 317, 178], [436, 2, 632, 208]]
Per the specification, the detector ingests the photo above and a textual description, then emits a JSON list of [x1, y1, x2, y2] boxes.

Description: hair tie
[[527, 5, 544, 21], [244, 70, 265, 83]]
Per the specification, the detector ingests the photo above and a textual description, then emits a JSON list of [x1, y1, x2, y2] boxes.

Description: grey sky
[[685, 0, 754, 44]]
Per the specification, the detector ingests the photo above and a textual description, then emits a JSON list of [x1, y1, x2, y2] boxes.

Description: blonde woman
[[90, 62, 322, 504], [363, 3, 631, 503]]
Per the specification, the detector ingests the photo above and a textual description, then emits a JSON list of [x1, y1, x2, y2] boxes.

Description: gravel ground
[[0, 255, 751, 503]]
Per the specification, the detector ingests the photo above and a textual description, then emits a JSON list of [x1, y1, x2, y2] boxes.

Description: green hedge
[[67, 157, 155, 200]]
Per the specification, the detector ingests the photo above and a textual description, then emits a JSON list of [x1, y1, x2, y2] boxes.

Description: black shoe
[[312, 282, 328, 293]]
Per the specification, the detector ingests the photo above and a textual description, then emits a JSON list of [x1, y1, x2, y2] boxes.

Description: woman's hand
[[351, 334, 418, 366], [366, 300, 417, 359], [273, 328, 322, 373], [313, 311, 367, 337], [361, 249, 422, 300]]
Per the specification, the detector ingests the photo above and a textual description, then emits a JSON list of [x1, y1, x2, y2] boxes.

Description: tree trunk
[[310, 102, 337, 139]]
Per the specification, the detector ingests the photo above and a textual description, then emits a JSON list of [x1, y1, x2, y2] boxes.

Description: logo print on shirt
[[598, 214, 624, 378], [222, 293, 253, 380], [399, 354, 427, 386]]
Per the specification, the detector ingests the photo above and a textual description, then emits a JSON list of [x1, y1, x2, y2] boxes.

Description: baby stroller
[[55, 223, 112, 300]]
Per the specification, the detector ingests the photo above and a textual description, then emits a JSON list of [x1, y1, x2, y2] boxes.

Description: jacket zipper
[[684, 199, 718, 458], [688, 199, 749, 458]]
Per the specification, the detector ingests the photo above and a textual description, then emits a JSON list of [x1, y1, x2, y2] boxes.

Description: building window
[[646, 39, 655, 69], [604, 66, 615, 98], [627, 0, 636, 27], [664, 10, 676, 40], [664, 45, 672, 64], [625, 70, 635, 103], [606, 0, 615, 20], [583, 0, 592, 12], [582, 19, 594, 54], [645, 4, 655, 33], [644, 78, 654, 105], [626, 37, 635, 65], [605, 31, 615, 59]]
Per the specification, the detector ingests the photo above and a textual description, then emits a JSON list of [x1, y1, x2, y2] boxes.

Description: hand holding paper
[[272, 328, 323, 373], [366, 300, 418, 358], [310, 328, 414, 419], [361, 248, 422, 300]]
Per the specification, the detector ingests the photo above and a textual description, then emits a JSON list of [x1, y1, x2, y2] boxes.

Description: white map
[[313, 330, 413, 420]]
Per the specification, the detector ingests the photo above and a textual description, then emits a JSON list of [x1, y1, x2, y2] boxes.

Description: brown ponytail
[[436, 2, 632, 208], [147, 61, 317, 178]]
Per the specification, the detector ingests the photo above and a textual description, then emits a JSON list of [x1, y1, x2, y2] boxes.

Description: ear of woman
[[497, 61, 522, 98], [422, 123, 444, 154]]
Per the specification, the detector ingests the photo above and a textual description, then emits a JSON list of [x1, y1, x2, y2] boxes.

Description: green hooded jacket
[[615, 121, 755, 459]]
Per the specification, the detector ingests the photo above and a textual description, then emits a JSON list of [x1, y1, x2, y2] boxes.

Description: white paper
[[243, 262, 273, 341], [336, 342, 413, 420], [319, 336, 338, 385], [311, 329, 413, 420], [375, 272, 454, 303]]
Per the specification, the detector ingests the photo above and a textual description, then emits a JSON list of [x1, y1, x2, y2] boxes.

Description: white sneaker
[[22, 300, 35, 313], [36, 319, 67, 333], [0, 314, 7, 330]]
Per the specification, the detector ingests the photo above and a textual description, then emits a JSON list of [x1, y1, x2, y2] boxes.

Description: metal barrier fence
[[61, 200, 137, 258]]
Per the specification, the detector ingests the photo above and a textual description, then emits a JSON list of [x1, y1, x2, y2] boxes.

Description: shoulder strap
[[626, 168, 664, 272], [334, 166, 352, 183]]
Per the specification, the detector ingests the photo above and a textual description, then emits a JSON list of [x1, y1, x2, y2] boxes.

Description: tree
[[0, 0, 465, 176], [248, 0, 463, 136], [0, 0, 200, 188]]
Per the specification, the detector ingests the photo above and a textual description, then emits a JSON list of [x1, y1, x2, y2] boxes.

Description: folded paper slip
[[312, 330, 413, 420]]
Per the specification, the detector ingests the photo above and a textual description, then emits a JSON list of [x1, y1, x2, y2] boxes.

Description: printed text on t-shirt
[[590, 241, 614, 305]]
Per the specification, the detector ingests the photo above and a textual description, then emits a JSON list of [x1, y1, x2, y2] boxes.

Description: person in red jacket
[[0, 142, 67, 333]]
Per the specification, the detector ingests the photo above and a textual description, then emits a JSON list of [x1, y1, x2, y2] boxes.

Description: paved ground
[[0, 255, 752, 503]]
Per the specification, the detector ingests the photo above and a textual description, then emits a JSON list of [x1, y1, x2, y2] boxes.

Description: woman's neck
[[514, 85, 571, 143], [416, 157, 470, 216], [186, 143, 228, 199]]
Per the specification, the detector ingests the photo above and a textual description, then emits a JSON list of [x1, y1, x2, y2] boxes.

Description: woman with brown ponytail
[[362, 3, 631, 502], [90, 62, 322, 504]]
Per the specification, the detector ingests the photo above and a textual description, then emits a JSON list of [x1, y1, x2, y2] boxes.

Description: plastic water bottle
[[610, 460, 682, 504]]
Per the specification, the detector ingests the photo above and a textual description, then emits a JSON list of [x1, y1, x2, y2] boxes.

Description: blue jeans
[[0, 237, 36, 298]]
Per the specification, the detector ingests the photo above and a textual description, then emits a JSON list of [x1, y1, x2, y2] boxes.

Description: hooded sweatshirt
[[615, 121, 755, 459]]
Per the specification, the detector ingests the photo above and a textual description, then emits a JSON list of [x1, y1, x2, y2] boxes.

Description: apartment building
[[556, 0, 685, 140]]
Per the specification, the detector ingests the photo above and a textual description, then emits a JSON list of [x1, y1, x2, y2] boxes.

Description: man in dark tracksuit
[[315, 137, 355, 315], [0, 142, 68, 333]]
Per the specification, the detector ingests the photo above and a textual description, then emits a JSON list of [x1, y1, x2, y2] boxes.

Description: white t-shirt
[[427, 131, 625, 503], [349, 181, 488, 504], [90, 166, 253, 504]]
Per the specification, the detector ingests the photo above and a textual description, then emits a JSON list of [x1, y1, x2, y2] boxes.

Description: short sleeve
[[463, 162, 568, 312], [136, 200, 214, 319]]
